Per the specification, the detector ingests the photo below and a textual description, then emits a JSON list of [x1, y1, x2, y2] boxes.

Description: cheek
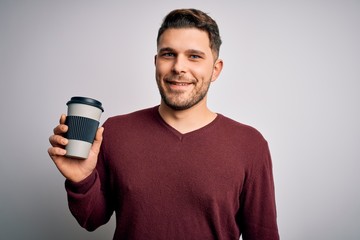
[[155, 61, 170, 76], [155, 64, 164, 80], [192, 65, 214, 81]]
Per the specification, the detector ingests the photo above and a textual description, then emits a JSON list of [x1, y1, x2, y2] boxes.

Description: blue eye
[[190, 55, 201, 59], [162, 52, 175, 57]]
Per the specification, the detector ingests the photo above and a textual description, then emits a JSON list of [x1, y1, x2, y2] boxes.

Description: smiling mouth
[[167, 81, 192, 86]]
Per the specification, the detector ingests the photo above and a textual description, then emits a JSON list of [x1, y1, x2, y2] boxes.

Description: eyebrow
[[158, 47, 175, 53], [158, 47, 206, 57], [186, 49, 206, 57]]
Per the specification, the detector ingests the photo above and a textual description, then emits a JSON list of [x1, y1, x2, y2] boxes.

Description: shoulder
[[216, 115, 272, 177], [103, 106, 157, 128], [101, 106, 159, 140], [216, 114, 267, 144]]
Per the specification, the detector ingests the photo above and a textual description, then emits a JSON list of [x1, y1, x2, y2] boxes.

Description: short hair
[[157, 8, 222, 59]]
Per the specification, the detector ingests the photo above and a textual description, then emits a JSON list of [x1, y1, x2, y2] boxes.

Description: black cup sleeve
[[65, 116, 99, 143]]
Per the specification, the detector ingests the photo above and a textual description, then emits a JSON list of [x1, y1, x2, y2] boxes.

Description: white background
[[1, 0, 359, 239]]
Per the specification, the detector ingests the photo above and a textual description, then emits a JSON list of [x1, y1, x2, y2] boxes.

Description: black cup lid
[[67, 96, 104, 112]]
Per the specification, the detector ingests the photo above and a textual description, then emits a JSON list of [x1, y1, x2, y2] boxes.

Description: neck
[[158, 99, 217, 134]]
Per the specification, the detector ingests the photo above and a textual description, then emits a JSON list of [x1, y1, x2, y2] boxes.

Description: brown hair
[[157, 8, 222, 59]]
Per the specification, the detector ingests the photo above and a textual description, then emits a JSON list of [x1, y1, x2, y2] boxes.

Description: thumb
[[91, 127, 104, 154]]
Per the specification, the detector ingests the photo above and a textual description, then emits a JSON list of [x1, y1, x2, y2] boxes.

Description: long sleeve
[[65, 144, 114, 231], [238, 142, 279, 240]]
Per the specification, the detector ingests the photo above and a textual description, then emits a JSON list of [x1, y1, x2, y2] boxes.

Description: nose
[[172, 55, 187, 74]]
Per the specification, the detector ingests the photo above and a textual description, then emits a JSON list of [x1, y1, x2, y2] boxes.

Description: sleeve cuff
[[65, 171, 97, 194]]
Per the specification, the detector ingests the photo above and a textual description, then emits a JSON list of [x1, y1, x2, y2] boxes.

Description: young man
[[48, 8, 279, 240]]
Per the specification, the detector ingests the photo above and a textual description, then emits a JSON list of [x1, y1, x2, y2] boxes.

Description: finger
[[49, 134, 68, 147], [53, 123, 68, 135], [48, 146, 67, 158], [59, 114, 66, 124], [91, 127, 104, 154], [53, 114, 68, 135]]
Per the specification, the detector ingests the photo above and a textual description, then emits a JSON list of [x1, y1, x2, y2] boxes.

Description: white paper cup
[[65, 96, 104, 159]]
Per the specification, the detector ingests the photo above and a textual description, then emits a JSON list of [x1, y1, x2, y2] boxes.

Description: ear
[[154, 55, 158, 66], [211, 59, 223, 82]]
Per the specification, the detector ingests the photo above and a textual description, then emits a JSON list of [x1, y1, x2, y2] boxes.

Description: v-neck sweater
[[65, 106, 279, 240]]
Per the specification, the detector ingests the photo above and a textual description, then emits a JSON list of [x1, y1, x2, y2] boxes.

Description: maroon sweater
[[65, 106, 279, 240]]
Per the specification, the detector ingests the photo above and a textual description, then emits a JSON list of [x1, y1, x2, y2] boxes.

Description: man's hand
[[48, 114, 104, 182]]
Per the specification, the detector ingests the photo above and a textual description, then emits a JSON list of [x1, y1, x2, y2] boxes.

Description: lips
[[163, 75, 195, 92], [165, 76, 194, 85], [164, 80, 193, 92], [167, 81, 192, 86]]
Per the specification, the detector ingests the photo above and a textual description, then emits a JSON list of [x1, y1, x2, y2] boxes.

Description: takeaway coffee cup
[[65, 96, 104, 159]]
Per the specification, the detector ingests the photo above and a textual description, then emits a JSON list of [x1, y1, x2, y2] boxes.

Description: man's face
[[155, 28, 222, 111]]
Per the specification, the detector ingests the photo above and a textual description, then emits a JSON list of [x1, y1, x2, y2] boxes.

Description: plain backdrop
[[1, 0, 359, 239]]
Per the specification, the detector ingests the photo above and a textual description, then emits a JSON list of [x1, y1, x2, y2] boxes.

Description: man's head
[[154, 9, 224, 111], [157, 8, 222, 59]]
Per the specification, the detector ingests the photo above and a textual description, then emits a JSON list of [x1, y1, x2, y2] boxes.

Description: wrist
[[68, 170, 93, 183], [65, 171, 97, 194]]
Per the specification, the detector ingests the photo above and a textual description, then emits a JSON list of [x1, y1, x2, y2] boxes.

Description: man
[[48, 8, 279, 240]]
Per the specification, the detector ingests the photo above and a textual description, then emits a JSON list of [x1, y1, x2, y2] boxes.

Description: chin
[[162, 97, 206, 111]]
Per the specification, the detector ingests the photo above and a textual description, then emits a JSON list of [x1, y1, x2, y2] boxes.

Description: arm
[[48, 114, 113, 231], [64, 125, 114, 231], [239, 142, 280, 240], [65, 148, 114, 231]]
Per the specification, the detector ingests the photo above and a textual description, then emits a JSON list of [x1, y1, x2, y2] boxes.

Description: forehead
[[157, 28, 211, 53]]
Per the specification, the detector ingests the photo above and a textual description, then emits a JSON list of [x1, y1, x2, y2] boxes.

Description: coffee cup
[[65, 96, 104, 159]]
